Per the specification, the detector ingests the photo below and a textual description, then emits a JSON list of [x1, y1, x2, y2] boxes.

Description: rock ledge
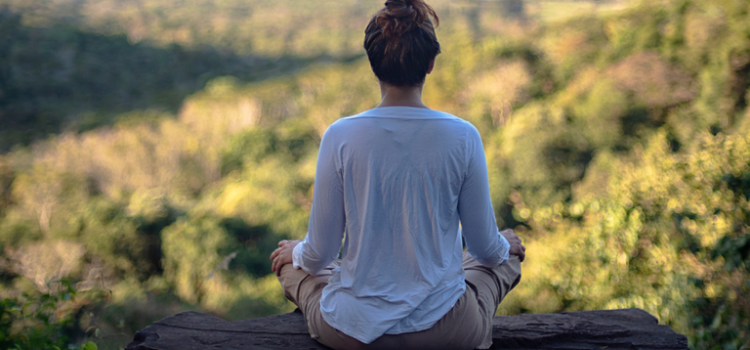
[[126, 308, 688, 349]]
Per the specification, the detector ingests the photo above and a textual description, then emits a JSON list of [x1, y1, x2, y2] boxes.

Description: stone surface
[[125, 308, 688, 350]]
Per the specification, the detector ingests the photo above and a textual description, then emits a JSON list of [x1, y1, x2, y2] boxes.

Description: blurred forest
[[0, 0, 748, 349]]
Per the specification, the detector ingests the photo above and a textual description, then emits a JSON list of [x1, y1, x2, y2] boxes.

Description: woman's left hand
[[270, 240, 301, 276]]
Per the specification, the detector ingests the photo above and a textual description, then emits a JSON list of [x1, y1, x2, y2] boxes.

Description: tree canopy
[[0, 0, 748, 349]]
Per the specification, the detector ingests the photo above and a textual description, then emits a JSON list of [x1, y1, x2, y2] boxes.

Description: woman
[[270, 1, 525, 349]]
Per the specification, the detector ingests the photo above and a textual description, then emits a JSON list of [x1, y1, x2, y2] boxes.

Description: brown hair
[[364, 0, 441, 87]]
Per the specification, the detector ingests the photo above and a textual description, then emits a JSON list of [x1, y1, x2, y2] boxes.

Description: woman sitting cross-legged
[[270, 1, 525, 349]]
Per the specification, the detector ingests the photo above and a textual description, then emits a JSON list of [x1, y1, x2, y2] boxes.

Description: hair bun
[[364, 0, 441, 86], [375, 0, 439, 40], [384, 1, 415, 18]]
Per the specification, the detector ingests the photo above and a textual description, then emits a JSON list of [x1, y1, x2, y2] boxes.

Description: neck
[[376, 82, 428, 109]]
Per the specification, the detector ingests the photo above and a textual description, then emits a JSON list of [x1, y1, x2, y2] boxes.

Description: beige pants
[[278, 252, 522, 350]]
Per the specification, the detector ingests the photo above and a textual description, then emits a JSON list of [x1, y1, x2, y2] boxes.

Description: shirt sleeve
[[291, 125, 346, 275], [458, 126, 510, 268]]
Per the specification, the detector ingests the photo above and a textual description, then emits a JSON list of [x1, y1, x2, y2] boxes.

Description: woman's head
[[364, 0, 440, 87]]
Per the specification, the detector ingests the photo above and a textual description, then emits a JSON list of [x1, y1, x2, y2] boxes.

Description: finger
[[274, 258, 283, 276], [513, 245, 524, 256], [270, 248, 280, 260], [278, 240, 288, 247]]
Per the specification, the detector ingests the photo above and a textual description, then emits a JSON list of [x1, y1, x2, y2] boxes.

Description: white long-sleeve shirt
[[292, 106, 510, 344]]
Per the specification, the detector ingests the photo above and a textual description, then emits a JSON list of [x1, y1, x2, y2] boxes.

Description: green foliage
[[161, 215, 235, 304], [0, 281, 98, 350], [0, 0, 749, 349], [0, 9, 320, 152]]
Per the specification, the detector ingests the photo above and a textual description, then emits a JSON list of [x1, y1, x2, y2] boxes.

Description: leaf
[[82, 342, 98, 350]]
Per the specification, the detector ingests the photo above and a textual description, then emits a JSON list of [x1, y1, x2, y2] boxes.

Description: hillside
[[0, 0, 748, 349]]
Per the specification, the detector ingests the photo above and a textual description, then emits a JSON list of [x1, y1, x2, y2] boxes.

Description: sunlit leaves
[[0, 0, 749, 348]]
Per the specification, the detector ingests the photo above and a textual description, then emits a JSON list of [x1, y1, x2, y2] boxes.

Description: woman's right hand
[[270, 240, 301, 276], [500, 229, 526, 262]]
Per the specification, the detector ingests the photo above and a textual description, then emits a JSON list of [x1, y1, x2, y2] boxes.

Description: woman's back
[[301, 106, 509, 343]]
